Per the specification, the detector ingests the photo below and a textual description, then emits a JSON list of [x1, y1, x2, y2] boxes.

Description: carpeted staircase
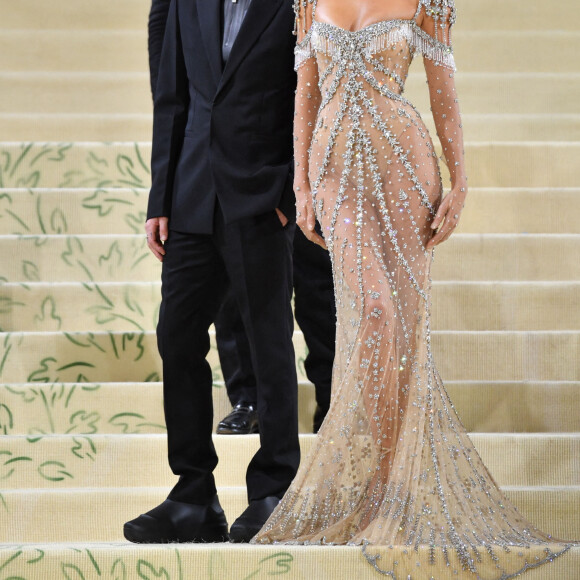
[[0, 0, 579, 578]]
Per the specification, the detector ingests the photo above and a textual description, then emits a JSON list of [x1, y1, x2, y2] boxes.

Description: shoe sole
[[216, 426, 259, 435], [228, 523, 265, 543], [228, 530, 258, 543], [123, 524, 229, 544]]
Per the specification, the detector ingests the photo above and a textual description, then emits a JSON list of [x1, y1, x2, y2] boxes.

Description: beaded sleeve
[[292, 0, 320, 189], [419, 0, 466, 190]]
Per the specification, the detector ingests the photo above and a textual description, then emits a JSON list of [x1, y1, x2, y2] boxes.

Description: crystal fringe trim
[[295, 20, 456, 72], [295, 36, 315, 71]]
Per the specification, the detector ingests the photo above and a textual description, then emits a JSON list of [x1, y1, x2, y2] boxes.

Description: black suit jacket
[[147, 0, 297, 234], [148, 0, 171, 95]]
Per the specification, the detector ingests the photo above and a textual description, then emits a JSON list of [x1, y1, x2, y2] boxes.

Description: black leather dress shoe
[[123, 496, 229, 543], [229, 495, 280, 543], [216, 402, 259, 435]]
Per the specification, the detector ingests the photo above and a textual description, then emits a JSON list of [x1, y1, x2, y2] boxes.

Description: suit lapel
[[196, 0, 223, 86], [218, 0, 284, 92]]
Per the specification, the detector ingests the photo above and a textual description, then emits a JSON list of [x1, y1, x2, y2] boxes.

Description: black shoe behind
[[123, 496, 229, 543], [229, 496, 280, 543], [217, 402, 259, 435]]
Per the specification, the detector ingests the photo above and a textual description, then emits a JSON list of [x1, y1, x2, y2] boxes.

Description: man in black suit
[[123, 0, 300, 544], [148, 0, 336, 438]]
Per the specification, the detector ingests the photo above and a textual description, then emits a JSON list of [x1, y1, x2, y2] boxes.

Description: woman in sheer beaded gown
[[253, 0, 575, 577]]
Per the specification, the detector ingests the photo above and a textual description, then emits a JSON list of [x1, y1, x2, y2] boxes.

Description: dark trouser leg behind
[[215, 290, 257, 406], [215, 291, 259, 434], [293, 224, 336, 432]]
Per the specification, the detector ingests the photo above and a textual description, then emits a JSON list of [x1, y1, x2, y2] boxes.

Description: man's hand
[[145, 217, 169, 261]]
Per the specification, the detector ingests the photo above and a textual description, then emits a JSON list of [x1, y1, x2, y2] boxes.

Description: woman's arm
[[293, 3, 325, 247], [419, 4, 468, 249], [424, 58, 467, 248]]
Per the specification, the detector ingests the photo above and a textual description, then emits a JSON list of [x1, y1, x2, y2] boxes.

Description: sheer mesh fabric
[[253, 1, 574, 577]]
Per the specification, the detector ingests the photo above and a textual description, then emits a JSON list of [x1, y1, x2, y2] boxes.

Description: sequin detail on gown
[[253, 1, 574, 577]]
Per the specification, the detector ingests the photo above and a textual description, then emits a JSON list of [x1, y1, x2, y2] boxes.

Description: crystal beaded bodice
[[301, 17, 454, 96]]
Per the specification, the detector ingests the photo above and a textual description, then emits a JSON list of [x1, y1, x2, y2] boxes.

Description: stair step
[[1, 330, 579, 384], [0, 72, 152, 114], [2, 281, 579, 332], [0, 0, 149, 31], [0, 281, 161, 332], [453, 31, 580, 73], [1, 485, 577, 543], [432, 234, 580, 281], [4, 113, 580, 142], [456, 114, 580, 142], [3, 380, 579, 436], [0, 142, 151, 190], [444, 381, 580, 434], [406, 73, 580, 116], [2, 188, 580, 236], [0, 543, 576, 580], [1, 142, 578, 189], [2, 233, 579, 283], [2, 72, 578, 117], [1, 0, 576, 32], [430, 281, 580, 331], [0, 188, 148, 236], [0, 30, 149, 73], [0, 234, 159, 283], [0, 113, 154, 142], [1, 433, 577, 490], [457, 188, 580, 234], [2, 30, 578, 75], [459, 0, 579, 31], [461, 142, 580, 188]]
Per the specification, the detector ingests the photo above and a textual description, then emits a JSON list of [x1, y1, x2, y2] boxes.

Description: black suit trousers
[[157, 208, 300, 504]]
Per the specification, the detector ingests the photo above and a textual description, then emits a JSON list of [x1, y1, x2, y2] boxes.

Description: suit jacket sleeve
[[148, 0, 172, 96], [146, 0, 190, 220]]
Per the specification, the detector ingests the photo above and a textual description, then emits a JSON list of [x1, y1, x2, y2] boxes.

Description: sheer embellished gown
[[253, 0, 574, 577]]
